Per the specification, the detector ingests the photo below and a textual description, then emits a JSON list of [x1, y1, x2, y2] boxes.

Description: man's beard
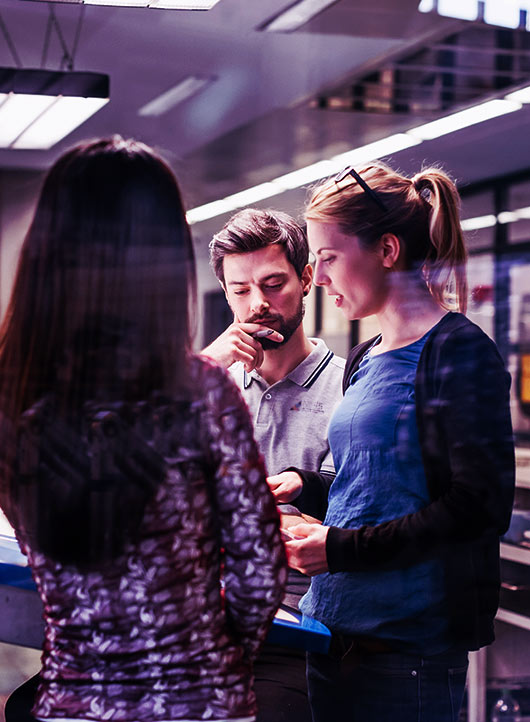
[[247, 296, 304, 351]]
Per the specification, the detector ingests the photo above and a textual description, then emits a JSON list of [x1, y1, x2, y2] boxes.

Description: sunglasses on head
[[334, 166, 387, 212]]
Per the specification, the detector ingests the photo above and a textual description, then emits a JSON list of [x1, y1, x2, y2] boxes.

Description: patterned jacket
[[7, 356, 287, 721]]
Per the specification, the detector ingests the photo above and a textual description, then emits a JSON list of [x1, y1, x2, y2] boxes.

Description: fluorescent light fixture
[[498, 206, 530, 224], [13, 96, 108, 150], [60, 0, 221, 6], [262, 0, 338, 32], [418, 0, 435, 11], [505, 85, 530, 103], [186, 97, 526, 226], [437, 0, 480, 21], [187, 199, 237, 225], [0, 94, 56, 147], [187, 183, 279, 224], [138, 76, 215, 117], [151, 0, 221, 7], [85, 0, 148, 5], [418, 0, 530, 27], [187, 135, 423, 224], [418, 0, 478, 20], [462, 206, 530, 229], [497, 211, 520, 224], [331, 133, 422, 167], [407, 99, 521, 141], [461, 214, 497, 231], [0, 68, 109, 150], [273, 160, 338, 189], [483, 0, 522, 28]]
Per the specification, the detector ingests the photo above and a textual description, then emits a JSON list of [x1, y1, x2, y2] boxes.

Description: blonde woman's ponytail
[[411, 169, 468, 313]]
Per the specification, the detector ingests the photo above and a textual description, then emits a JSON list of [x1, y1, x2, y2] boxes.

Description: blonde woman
[[269, 163, 515, 722]]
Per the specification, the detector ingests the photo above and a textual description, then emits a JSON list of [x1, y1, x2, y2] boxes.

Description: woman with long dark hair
[[0, 136, 286, 722]]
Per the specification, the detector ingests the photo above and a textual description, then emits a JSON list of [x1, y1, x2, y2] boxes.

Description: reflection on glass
[[508, 181, 530, 245], [518, 294, 530, 419]]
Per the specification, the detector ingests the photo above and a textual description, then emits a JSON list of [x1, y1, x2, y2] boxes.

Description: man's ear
[[301, 263, 313, 296], [379, 233, 402, 269]]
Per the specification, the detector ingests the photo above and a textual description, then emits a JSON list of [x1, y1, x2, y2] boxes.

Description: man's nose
[[250, 289, 270, 314]]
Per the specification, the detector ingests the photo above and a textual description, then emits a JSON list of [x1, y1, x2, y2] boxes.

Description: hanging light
[[0, 67, 109, 150]]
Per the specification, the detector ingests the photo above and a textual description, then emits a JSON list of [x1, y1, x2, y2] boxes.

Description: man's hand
[[284, 522, 329, 576], [201, 323, 283, 372], [267, 471, 303, 503]]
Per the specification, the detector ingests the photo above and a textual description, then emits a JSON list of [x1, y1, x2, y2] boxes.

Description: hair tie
[[412, 176, 431, 204]]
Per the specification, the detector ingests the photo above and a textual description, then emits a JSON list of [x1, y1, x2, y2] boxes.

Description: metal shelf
[[517, 478, 530, 490], [496, 607, 530, 631], [500, 542, 530, 565], [516, 447, 530, 489]]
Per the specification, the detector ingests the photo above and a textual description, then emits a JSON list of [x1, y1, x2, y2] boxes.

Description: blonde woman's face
[[306, 219, 388, 321]]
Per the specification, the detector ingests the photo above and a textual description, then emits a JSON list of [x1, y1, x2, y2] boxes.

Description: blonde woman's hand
[[284, 522, 329, 576], [267, 471, 303, 503]]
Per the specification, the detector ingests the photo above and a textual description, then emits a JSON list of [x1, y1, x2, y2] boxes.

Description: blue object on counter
[[0, 562, 36, 590], [267, 606, 331, 653], [502, 510, 530, 546], [0, 532, 27, 567]]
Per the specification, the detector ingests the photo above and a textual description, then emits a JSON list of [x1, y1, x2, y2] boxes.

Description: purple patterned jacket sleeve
[[202, 360, 287, 659]]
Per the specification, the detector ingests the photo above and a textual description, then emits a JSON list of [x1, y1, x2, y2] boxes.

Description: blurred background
[[2, 1, 530, 719]]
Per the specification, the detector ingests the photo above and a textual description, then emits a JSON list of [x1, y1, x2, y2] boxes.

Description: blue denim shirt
[[300, 332, 451, 655]]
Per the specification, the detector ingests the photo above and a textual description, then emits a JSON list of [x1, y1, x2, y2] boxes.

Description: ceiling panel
[[0, 0, 528, 215]]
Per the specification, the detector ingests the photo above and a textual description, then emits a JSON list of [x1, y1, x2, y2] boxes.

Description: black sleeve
[[326, 323, 515, 574], [284, 467, 333, 521]]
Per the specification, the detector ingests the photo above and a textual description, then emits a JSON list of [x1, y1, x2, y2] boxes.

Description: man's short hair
[[209, 208, 308, 285]]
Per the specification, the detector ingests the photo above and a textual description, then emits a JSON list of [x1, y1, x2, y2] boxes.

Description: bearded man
[[202, 208, 344, 722]]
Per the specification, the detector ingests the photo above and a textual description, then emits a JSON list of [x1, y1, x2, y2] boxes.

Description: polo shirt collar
[[243, 338, 334, 389]]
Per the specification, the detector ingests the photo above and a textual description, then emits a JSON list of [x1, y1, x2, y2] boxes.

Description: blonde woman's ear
[[379, 233, 402, 269]]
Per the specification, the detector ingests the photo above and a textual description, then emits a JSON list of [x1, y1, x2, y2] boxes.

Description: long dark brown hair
[[0, 136, 197, 564]]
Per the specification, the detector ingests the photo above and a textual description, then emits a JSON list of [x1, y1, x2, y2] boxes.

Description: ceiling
[[1, 0, 530, 235]]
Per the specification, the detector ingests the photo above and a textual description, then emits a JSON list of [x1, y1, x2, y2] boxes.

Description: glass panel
[[460, 190, 495, 250], [506, 180, 530, 245], [467, 253, 495, 340], [509, 259, 530, 437]]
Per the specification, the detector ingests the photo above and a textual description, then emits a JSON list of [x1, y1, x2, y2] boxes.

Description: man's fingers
[[237, 323, 284, 344], [287, 523, 313, 538], [234, 339, 263, 370]]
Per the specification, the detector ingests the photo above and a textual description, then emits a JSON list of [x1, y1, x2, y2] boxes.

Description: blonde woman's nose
[[313, 261, 329, 287]]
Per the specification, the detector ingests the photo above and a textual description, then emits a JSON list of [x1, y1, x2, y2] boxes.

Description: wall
[[0, 170, 43, 320]]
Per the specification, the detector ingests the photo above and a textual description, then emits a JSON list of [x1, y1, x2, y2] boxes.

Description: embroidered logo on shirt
[[289, 401, 325, 414]]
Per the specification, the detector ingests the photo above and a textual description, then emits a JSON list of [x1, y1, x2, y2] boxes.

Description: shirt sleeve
[[326, 323, 515, 573], [203, 361, 287, 658], [286, 466, 333, 521]]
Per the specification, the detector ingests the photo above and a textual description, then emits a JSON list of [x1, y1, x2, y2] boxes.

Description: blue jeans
[[307, 646, 468, 722]]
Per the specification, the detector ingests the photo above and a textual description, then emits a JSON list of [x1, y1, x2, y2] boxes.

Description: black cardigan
[[291, 312, 515, 650]]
